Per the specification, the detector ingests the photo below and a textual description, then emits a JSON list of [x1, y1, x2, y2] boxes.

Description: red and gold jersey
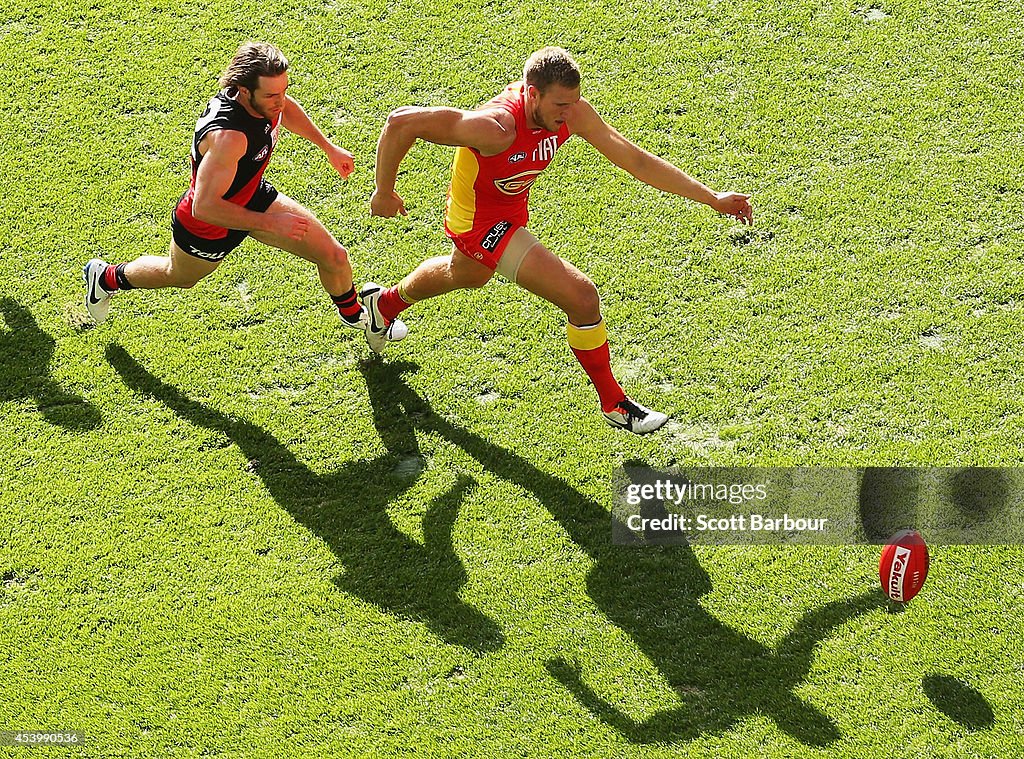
[[444, 82, 571, 235]]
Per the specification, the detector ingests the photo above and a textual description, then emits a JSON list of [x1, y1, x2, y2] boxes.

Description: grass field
[[2, 0, 1023, 755]]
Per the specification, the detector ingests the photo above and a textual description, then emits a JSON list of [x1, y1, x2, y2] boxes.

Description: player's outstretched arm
[[281, 95, 354, 179], [371, 106, 514, 217], [569, 99, 753, 225]]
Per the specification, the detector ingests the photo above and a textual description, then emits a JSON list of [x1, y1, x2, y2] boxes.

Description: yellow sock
[[397, 279, 418, 305]]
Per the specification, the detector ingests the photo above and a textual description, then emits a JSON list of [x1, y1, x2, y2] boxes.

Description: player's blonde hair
[[523, 47, 581, 93], [218, 41, 289, 93]]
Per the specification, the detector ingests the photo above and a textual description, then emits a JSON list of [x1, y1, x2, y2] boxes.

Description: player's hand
[[327, 145, 355, 179], [267, 212, 310, 241], [712, 192, 754, 225], [370, 189, 408, 217]]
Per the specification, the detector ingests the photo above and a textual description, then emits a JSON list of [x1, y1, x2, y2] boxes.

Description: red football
[[879, 529, 929, 602]]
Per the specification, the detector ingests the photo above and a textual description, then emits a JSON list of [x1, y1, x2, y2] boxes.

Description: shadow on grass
[[543, 491, 886, 746], [354, 362, 887, 746], [922, 674, 995, 730], [0, 298, 101, 431], [858, 467, 1012, 542], [109, 346, 897, 745], [106, 345, 502, 653]]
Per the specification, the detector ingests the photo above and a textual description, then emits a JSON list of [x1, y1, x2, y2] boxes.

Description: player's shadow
[[858, 466, 1013, 542], [0, 298, 100, 431], [541, 488, 883, 746], [108, 345, 884, 745], [351, 382, 887, 746], [947, 467, 1011, 537], [922, 674, 995, 731], [858, 466, 922, 542], [105, 345, 502, 653]]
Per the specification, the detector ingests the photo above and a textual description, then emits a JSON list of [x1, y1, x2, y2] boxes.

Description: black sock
[[331, 287, 363, 323], [114, 263, 135, 291]]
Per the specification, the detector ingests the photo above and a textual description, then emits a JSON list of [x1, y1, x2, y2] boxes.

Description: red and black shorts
[[171, 181, 279, 262]]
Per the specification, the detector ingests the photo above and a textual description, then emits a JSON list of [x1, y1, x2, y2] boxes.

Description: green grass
[[1, 0, 1023, 755]]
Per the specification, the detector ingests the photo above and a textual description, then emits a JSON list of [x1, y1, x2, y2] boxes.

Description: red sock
[[99, 263, 135, 292], [102, 265, 119, 291], [567, 321, 626, 412], [377, 285, 414, 322]]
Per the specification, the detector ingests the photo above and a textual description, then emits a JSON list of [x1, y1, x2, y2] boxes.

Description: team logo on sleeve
[[494, 170, 543, 196]]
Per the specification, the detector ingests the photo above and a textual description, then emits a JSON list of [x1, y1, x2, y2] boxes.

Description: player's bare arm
[[281, 95, 354, 179], [192, 130, 309, 240], [568, 98, 753, 225], [371, 107, 516, 217]]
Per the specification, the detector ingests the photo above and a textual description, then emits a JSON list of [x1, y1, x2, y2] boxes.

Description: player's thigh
[[448, 244, 496, 288], [249, 193, 344, 266], [168, 240, 221, 286], [514, 237, 597, 314]]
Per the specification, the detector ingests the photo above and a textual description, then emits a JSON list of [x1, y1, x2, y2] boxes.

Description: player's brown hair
[[218, 42, 289, 93], [523, 47, 581, 93]]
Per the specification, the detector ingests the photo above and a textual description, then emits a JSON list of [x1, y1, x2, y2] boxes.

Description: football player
[[365, 47, 751, 434], [83, 41, 405, 344]]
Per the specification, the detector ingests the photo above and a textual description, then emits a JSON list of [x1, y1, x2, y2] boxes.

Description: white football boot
[[603, 398, 669, 434], [358, 282, 409, 353], [83, 258, 114, 324], [338, 306, 370, 331]]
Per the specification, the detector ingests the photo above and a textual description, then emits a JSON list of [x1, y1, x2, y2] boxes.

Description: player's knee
[[572, 278, 601, 320], [319, 243, 351, 274]]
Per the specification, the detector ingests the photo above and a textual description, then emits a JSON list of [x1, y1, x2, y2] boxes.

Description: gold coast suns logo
[[494, 170, 543, 196]]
